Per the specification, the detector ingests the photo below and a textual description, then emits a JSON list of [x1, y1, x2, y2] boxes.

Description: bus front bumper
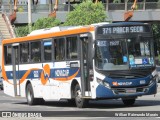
[[96, 80, 157, 99]]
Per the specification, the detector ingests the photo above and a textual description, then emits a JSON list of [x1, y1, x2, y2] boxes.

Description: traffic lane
[[1, 90, 160, 111]]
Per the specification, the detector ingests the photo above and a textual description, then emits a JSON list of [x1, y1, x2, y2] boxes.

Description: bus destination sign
[[97, 25, 150, 35]]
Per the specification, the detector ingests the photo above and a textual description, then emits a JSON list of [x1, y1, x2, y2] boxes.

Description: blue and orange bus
[[2, 22, 158, 108]]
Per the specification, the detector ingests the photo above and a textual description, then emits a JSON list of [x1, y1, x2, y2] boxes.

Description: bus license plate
[[126, 88, 136, 93]]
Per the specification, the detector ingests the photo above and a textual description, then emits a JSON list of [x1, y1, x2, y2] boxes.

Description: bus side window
[[4, 46, 12, 65], [31, 41, 41, 63], [20, 43, 29, 63], [66, 36, 78, 59], [54, 38, 65, 61], [43, 41, 52, 62]]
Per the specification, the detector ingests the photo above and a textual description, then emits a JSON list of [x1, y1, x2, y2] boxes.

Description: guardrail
[[2, 13, 16, 38], [1, 2, 160, 13], [0, 30, 4, 44]]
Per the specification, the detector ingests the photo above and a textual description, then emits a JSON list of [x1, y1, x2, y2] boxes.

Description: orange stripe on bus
[[19, 68, 39, 84], [2, 67, 39, 85], [2, 26, 95, 45], [2, 63, 80, 85], [1, 46, 13, 84], [40, 64, 50, 85]]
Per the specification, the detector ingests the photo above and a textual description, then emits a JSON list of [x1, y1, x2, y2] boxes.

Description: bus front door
[[80, 37, 91, 98], [12, 45, 20, 96]]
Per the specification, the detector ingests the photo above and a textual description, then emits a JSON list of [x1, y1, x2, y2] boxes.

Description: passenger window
[[66, 36, 78, 59], [43, 41, 52, 61], [54, 38, 65, 61], [31, 41, 41, 62], [20, 43, 29, 63], [4, 45, 12, 65]]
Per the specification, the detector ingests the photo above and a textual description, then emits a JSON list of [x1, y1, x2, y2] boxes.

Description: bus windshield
[[95, 37, 154, 71]]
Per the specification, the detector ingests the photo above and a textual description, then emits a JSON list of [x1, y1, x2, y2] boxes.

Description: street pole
[[28, 0, 32, 33], [49, 0, 52, 13], [9, 0, 12, 13]]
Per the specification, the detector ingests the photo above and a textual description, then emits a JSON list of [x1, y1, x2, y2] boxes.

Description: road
[[1, 85, 160, 120]]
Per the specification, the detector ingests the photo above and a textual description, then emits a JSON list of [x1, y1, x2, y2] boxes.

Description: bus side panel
[[90, 69, 106, 99], [18, 64, 42, 98], [3, 81, 15, 97], [49, 61, 81, 100], [20, 81, 27, 97], [40, 63, 59, 100], [48, 61, 72, 100], [3, 65, 15, 97]]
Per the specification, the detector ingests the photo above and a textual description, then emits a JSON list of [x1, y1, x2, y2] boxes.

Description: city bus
[[2, 22, 158, 108]]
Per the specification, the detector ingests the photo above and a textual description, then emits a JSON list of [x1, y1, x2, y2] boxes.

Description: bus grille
[[106, 69, 154, 79], [113, 87, 145, 94]]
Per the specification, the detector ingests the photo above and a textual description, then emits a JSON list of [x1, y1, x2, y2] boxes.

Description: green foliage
[[16, 25, 29, 37], [152, 24, 160, 52], [16, 17, 61, 37], [152, 24, 160, 39], [64, 0, 107, 26], [113, 0, 121, 3], [33, 17, 61, 30]]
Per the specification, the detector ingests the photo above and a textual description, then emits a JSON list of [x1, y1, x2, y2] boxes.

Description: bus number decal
[[103, 28, 111, 34], [97, 41, 107, 46], [110, 41, 119, 46], [33, 71, 39, 77], [101, 26, 145, 34]]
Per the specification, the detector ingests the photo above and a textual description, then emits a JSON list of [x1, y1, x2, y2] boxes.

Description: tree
[[64, 0, 108, 26], [33, 17, 61, 30], [152, 24, 160, 56], [16, 17, 61, 37], [16, 25, 29, 37]]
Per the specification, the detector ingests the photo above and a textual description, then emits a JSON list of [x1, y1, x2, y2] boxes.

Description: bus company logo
[[40, 64, 50, 85], [112, 82, 132, 86], [55, 69, 69, 77]]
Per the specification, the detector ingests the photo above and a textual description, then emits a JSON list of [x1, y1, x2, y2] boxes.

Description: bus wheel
[[26, 83, 37, 105], [122, 98, 135, 106], [74, 84, 88, 108], [67, 99, 75, 106]]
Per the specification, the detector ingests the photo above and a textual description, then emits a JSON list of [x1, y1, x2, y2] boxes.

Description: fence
[[1, 1, 160, 13]]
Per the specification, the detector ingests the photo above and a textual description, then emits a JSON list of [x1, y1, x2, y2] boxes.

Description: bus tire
[[67, 99, 75, 106], [122, 98, 135, 106], [37, 98, 45, 105], [74, 84, 88, 108], [26, 83, 37, 105]]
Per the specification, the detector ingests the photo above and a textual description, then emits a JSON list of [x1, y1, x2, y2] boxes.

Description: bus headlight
[[97, 78, 110, 89], [148, 70, 158, 85], [149, 75, 158, 85], [152, 70, 157, 77]]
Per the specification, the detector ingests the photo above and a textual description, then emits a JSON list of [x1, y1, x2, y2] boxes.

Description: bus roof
[[2, 25, 95, 45], [2, 22, 149, 45], [28, 22, 111, 36], [28, 26, 83, 36], [111, 22, 149, 26]]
